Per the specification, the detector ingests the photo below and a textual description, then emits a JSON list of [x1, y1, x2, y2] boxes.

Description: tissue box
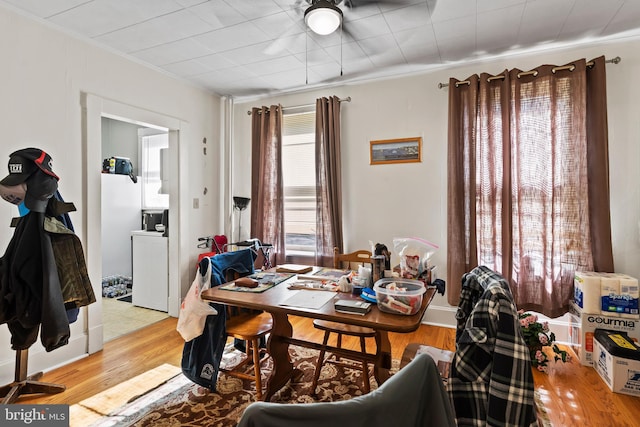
[[568, 302, 640, 366], [593, 329, 640, 396]]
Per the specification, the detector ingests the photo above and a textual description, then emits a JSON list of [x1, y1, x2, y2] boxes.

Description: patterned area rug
[[82, 345, 394, 427], [534, 390, 552, 427]]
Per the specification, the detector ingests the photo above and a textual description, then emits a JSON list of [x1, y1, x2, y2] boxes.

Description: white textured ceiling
[[2, 0, 639, 99]]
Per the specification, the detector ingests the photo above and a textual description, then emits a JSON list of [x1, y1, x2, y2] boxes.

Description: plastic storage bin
[[374, 278, 425, 315]]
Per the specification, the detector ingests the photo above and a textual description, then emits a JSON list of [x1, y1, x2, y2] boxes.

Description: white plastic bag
[[393, 237, 439, 279], [176, 259, 218, 341]]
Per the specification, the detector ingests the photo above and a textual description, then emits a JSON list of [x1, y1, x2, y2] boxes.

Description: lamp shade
[[233, 196, 250, 211], [305, 1, 342, 35]]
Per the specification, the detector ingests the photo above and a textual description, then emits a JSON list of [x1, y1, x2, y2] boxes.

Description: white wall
[[101, 117, 140, 173], [100, 118, 143, 280], [232, 36, 640, 328], [0, 7, 221, 384]]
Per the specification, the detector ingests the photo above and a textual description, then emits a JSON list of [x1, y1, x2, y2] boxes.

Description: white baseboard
[[420, 304, 571, 344]]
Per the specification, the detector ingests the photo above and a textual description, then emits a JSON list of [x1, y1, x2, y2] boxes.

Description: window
[[475, 85, 588, 283], [282, 110, 316, 256], [448, 60, 613, 318], [140, 132, 169, 209]]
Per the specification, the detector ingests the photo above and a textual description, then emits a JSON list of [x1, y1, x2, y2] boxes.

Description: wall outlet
[[193, 198, 199, 209]]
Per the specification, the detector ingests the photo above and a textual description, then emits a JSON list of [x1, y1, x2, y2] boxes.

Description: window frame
[[281, 109, 316, 257]]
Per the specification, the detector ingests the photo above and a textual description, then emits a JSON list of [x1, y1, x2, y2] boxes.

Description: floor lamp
[[233, 196, 250, 242]]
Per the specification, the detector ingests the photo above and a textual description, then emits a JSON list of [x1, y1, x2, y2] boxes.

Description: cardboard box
[[593, 329, 640, 396], [568, 302, 640, 366]]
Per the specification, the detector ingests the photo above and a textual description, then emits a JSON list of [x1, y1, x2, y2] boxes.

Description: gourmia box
[[569, 302, 640, 366]]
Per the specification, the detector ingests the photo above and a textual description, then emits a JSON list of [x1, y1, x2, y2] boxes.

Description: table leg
[[264, 311, 294, 401], [373, 330, 393, 385]]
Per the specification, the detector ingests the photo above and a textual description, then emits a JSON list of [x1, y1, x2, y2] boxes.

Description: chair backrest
[[333, 247, 372, 269], [236, 353, 456, 427]]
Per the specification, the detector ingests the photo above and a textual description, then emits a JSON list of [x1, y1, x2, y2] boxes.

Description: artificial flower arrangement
[[518, 310, 570, 372]]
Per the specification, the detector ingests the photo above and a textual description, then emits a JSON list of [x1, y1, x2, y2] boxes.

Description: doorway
[[100, 117, 169, 342], [83, 93, 183, 354]]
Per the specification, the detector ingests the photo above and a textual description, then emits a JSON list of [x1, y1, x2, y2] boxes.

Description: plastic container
[[374, 278, 425, 315]]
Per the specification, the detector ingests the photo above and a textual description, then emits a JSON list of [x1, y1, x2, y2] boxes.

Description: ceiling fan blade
[[341, 0, 416, 8], [314, 54, 419, 86], [340, 24, 356, 41], [293, 0, 311, 10], [264, 29, 305, 55]]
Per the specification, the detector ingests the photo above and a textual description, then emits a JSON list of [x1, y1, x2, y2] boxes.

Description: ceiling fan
[[264, 0, 432, 86], [296, 0, 416, 36]]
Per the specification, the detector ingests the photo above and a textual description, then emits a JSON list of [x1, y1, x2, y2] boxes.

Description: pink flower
[[520, 311, 569, 372], [538, 333, 549, 345]]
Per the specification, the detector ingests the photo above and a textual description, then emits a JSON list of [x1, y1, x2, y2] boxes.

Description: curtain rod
[[437, 56, 621, 89], [246, 96, 351, 115]]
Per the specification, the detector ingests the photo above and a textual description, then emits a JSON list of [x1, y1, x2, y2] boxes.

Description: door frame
[[82, 93, 183, 353]]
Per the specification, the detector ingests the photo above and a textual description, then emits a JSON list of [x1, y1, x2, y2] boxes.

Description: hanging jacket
[[1, 211, 70, 351], [181, 249, 256, 390], [44, 216, 95, 309], [47, 190, 91, 323], [447, 265, 537, 427]]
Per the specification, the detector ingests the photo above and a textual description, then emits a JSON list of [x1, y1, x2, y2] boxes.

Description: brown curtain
[[315, 96, 344, 267], [447, 74, 480, 305], [250, 105, 285, 266], [447, 57, 614, 318]]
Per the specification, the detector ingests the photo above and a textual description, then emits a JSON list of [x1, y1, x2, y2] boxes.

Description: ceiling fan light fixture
[[305, 1, 343, 35]]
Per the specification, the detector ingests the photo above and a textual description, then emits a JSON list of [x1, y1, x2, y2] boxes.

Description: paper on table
[[280, 289, 337, 309]]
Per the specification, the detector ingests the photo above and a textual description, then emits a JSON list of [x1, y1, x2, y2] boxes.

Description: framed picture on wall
[[370, 137, 422, 165]]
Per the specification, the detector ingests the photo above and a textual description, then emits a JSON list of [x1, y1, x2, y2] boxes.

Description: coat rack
[[0, 348, 65, 404]]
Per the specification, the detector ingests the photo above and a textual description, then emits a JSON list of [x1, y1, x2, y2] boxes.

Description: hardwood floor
[[18, 316, 640, 426]]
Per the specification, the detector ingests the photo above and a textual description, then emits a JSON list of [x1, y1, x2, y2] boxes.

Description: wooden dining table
[[200, 269, 436, 401]]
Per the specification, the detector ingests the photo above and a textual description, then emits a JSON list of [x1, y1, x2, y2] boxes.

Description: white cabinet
[[131, 230, 168, 312]]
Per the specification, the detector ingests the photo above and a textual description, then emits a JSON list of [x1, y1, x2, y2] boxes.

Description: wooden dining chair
[[221, 309, 273, 400], [311, 247, 376, 394], [333, 247, 372, 269]]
